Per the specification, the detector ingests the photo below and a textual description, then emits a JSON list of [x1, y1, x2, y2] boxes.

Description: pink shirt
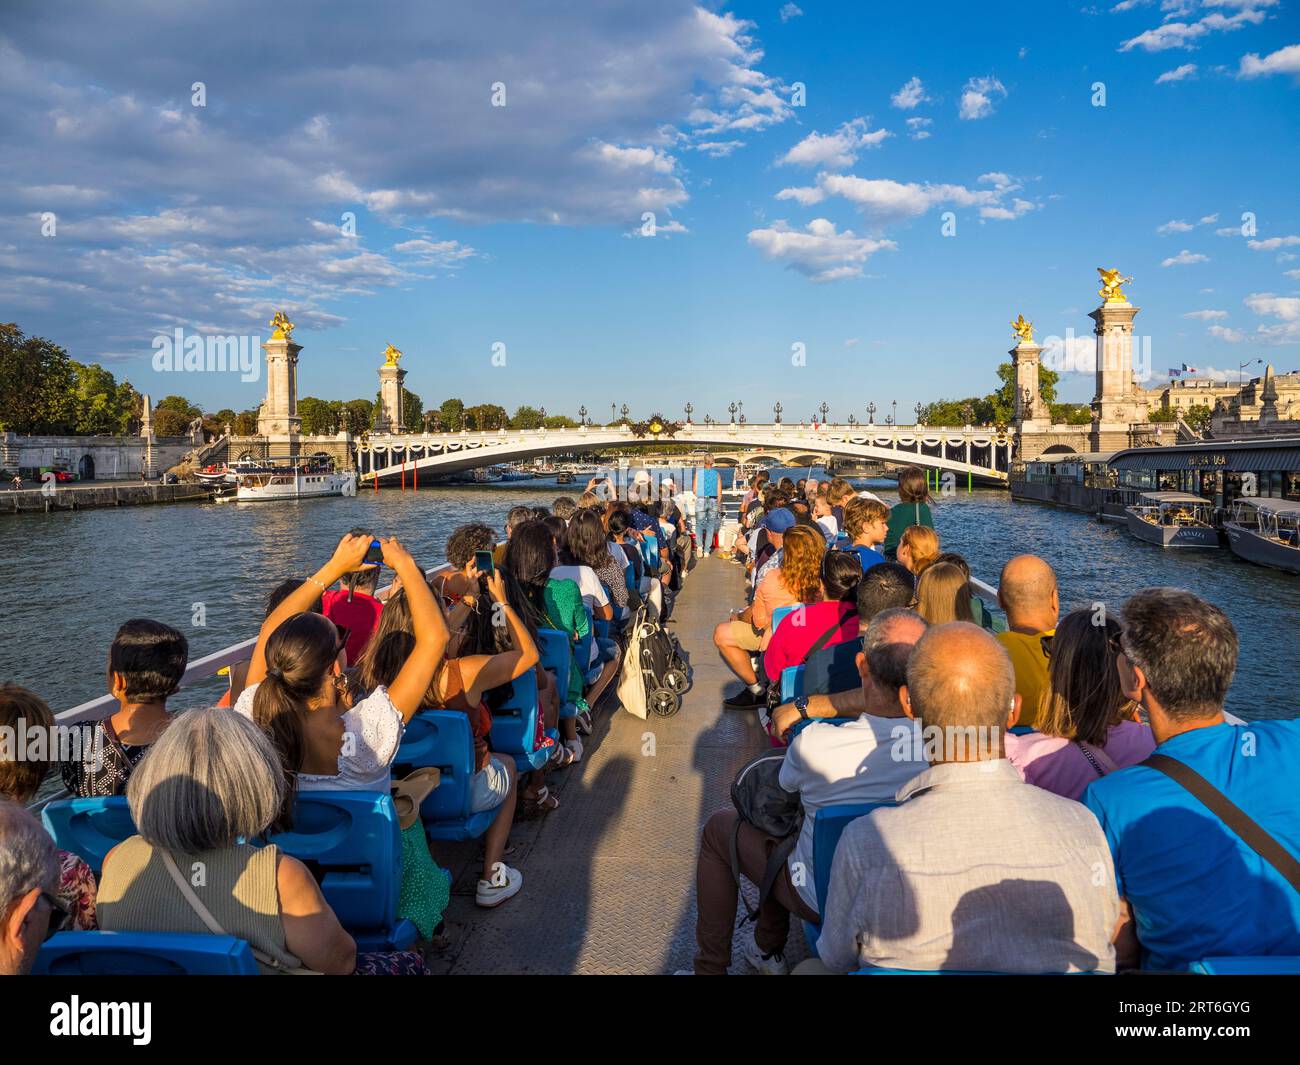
[[1006, 720, 1157, 801]]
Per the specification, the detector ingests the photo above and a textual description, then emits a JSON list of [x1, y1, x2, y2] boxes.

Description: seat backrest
[[535, 627, 572, 695], [393, 709, 476, 821], [35, 931, 259, 976], [1193, 956, 1300, 975], [42, 796, 136, 874], [641, 534, 659, 571], [769, 603, 805, 637], [800, 640, 862, 699], [812, 802, 894, 914], [779, 665, 805, 703], [487, 667, 540, 757], [265, 790, 402, 937], [1007, 725, 1037, 736]]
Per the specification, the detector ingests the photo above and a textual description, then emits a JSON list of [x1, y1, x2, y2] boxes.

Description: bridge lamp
[[684, 403, 693, 423], [773, 401, 782, 424], [848, 414, 856, 427], [739, 412, 746, 425], [915, 402, 924, 426], [579, 405, 587, 426], [963, 403, 973, 427], [867, 402, 876, 424], [728, 402, 737, 423], [819, 401, 829, 424], [621, 404, 629, 422], [891, 400, 897, 424]]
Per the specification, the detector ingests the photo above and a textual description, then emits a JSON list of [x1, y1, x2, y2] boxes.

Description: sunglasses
[[40, 891, 71, 941], [334, 627, 352, 655], [1040, 634, 1054, 659]]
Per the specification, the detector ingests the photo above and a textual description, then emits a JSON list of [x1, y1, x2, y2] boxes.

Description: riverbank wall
[[3, 482, 216, 515]]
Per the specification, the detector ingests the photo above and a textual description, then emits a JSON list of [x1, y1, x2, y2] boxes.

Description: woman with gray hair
[[0, 800, 60, 975], [96, 707, 425, 975]]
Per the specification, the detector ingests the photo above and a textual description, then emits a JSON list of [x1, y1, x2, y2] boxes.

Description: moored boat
[[1124, 491, 1220, 548], [235, 461, 352, 501], [1224, 498, 1300, 574]]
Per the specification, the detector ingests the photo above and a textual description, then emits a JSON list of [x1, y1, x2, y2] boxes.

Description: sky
[[1, 0, 1298, 422]]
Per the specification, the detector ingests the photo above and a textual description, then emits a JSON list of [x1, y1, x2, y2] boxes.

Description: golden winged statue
[[1011, 314, 1034, 344], [1098, 267, 1133, 304], [268, 310, 295, 339], [383, 343, 403, 366]]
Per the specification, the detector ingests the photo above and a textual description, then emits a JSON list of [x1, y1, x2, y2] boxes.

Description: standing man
[[693, 454, 722, 558]]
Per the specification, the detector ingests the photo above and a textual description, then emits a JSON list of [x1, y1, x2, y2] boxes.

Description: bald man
[[994, 554, 1060, 730], [814, 622, 1119, 974]]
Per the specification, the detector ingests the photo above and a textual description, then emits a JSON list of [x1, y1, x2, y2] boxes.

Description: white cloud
[[1156, 63, 1198, 82], [1208, 325, 1248, 342], [1158, 219, 1195, 234], [623, 219, 689, 238], [1162, 249, 1210, 265], [844, 337, 861, 348], [906, 117, 932, 140], [1285, 268, 1300, 280], [891, 77, 929, 110], [1246, 292, 1300, 320], [1184, 309, 1228, 319], [1248, 236, 1300, 250], [780, 169, 1034, 224], [1199, 213, 1219, 224], [1238, 43, 1300, 79], [958, 76, 1007, 120], [391, 238, 477, 266], [1216, 226, 1242, 236], [747, 217, 896, 282], [1018, 46, 1029, 58], [775, 184, 826, 205], [695, 140, 745, 157], [1120, 5, 1272, 53], [777, 118, 891, 169], [780, 3, 804, 21]]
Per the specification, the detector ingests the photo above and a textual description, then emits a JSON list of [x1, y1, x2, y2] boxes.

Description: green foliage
[[155, 394, 201, 418], [297, 396, 337, 435], [462, 403, 508, 430], [234, 409, 259, 435], [152, 408, 193, 436], [510, 405, 545, 430], [402, 389, 423, 430], [437, 397, 465, 431], [1184, 403, 1213, 432], [1148, 405, 1177, 423], [0, 323, 79, 433], [1049, 403, 1094, 425]]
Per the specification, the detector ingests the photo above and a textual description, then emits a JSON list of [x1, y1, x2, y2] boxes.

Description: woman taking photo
[[1004, 608, 1156, 800]]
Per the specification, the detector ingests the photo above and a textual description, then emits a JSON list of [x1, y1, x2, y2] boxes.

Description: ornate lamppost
[[885, 412, 894, 427], [728, 402, 737, 423], [891, 399, 897, 425], [620, 404, 629, 423], [867, 402, 876, 425], [578, 405, 587, 426], [773, 401, 782, 424], [915, 402, 924, 426], [704, 414, 713, 427], [422, 412, 431, 434], [963, 402, 973, 427], [1022, 386, 1032, 418], [610, 402, 616, 424], [848, 414, 857, 427], [684, 402, 693, 423], [739, 411, 746, 426]]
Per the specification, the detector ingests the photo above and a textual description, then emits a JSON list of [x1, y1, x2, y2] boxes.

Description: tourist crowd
[[3, 461, 1298, 977]]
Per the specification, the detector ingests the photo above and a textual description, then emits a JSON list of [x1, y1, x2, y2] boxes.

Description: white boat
[[472, 467, 504, 483], [235, 464, 353, 501], [1224, 498, 1300, 575], [1124, 491, 1220, 548]]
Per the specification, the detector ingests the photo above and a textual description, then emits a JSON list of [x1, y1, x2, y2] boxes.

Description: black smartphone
[[364, 539, 384, 566], [474, 549, 495, 577]]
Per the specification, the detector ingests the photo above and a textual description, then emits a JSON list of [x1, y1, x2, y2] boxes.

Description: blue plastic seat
[[394, 711, 497, 840], [44, 791, 415, 952], [769, 603, 805, 636], [641, 534, 660, 573], [801, 640, 862, 699], [487, 668, 551, 773], [779, 664, 805, 702], [536, 627, 577, 720], [1192, 956, 1300, 974], [35, 931, 259, 976], [1007, 725, 1036, 736], [803, 802, 894, 955]]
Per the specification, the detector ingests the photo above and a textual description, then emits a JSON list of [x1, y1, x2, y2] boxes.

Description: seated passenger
[[763, 550, 863, 681], [61, 619, 189, 798], [98, 707, 424, 975], [561, 508, 627, 622], [1006, 608, 1155, 800], [688, 612, 929, 976], [915, 561, 974, 625], [840, 496, 889, 573], [934, 552, 995, 630], [815, 622, 1120, 974], [1083, 589, 1300, 971], [228, 579, 324, 705], [716, 525, 824, 710], [882, 465, 934, 560], [768, 563, 917, 735], [896, 524, 939, 578], [994, 554, 1059, 730], [0, 800, 59, 976], [752, 507, 796, 588], [433, 522, 498, 609], [0, 685, 97, 931], [551, 497, 577, 523], [492, 505, 537, 568]]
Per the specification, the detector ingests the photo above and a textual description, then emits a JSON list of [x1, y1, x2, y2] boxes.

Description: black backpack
[[729, 752, 803, 923]]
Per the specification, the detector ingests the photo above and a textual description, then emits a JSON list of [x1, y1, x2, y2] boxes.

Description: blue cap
[[763, 507, 796, 534]]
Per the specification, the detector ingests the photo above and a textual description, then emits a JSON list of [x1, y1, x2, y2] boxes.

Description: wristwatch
[[794, 695, 810, 721]]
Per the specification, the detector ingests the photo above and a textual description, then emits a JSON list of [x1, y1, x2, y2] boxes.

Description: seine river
[[1, 469, 1296, 721]]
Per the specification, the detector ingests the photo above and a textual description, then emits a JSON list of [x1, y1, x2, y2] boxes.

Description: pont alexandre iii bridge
[[355, 421, 1013, 486]]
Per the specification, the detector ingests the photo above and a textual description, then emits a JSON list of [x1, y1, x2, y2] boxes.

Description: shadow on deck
[[424, 556, 808, 974]]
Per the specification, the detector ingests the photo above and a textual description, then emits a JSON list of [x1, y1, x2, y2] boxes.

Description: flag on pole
[[1181, 363, 1198, 374], [1169, 368, 1182, 377]]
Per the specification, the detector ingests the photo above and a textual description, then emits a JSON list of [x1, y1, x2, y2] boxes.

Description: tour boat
[[1224, 498, 1300, 575], [193, 464, 235, 485], [234, 463, 353, 502], [1124, 491, 1220, 548], [472, 467, 504, 483]]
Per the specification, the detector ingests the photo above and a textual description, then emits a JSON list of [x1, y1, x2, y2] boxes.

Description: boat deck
[[425, 556, 805, 974]]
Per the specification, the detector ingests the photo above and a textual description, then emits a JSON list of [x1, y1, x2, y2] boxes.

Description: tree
[[437, 397, 466, 432], [402, 389, 423, 431], [213, 408, 237, 428], [1148, 405, 1177, 423], [464, 403, 508, 430], [155, 395, 201, 419], [340, 399, 374, 433], [297, 396, 337, 436], [152, 408, 194, 437], [234, 409, 260, 435], [0, 324, 79, 433], [542, 414, 579, 429], [1184, 404, 1213, 432], [510, 405, 544, 430], [1049, 403, 1094, 425]]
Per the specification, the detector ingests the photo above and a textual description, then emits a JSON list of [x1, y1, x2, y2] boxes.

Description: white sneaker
[[565, 737, 583, 763], [476, 864, 523, 908], [740, 932, 789, 975]]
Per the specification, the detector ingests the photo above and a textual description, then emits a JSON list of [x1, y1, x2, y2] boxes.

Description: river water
[[1, 469, 1296, 720]]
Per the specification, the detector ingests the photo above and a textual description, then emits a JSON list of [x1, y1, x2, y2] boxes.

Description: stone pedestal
[[258, 336, 302, 437], [1088, 300, 1146, 428], [376, 363, 407, 433], [1012, 339, 1045, 425]]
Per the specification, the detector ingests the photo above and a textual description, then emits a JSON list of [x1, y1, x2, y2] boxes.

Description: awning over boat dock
[[1110, 438, 1300, 473]]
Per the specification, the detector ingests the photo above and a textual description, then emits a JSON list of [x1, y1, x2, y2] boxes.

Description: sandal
[[548, 744, 576, 769], [518, 786, 560, 820], [576, 709, 593, 736]]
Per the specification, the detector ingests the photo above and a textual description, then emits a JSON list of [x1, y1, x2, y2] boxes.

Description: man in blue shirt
[[1083, 588, 1300, 971], [693, 455, 722, 557]]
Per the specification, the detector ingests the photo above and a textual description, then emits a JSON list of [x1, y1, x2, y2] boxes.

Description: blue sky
[[2, 0, 1297, 420]]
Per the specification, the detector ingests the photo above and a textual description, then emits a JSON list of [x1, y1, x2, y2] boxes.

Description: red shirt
[[763, 599, 859, 682], [322, 589, 384, 666]]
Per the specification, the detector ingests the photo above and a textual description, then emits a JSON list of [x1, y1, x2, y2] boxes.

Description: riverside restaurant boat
[[234, 461, 353, 501], [1125, 491, 1220, 548], [1224, 498, 1300, 574]]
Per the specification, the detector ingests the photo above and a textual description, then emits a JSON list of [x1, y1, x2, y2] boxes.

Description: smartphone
[[474, 549, 495, 577], [363, 539, 384, 566]]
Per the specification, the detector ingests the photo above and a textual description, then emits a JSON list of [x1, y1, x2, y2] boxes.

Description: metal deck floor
[[425, 555, 805, 975]]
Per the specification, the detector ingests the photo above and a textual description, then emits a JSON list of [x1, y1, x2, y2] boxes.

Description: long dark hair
[[354, 589, 415, 694], [252, 612, 341, 830], [561, 509, 609, 570], [504, 520, 557, 632], [1039, 609, 1136, 746]]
